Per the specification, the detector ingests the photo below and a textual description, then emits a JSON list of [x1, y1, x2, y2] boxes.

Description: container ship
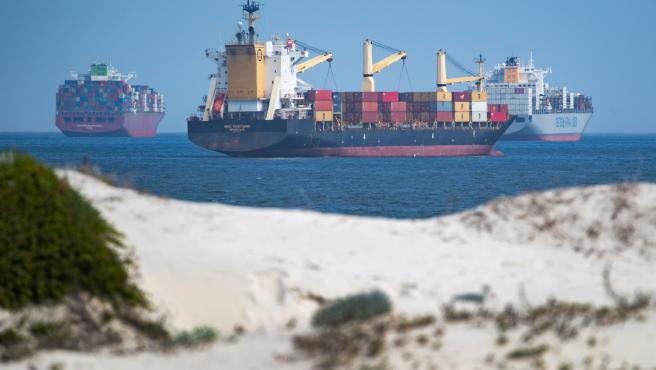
[[485, 55, 593, 142], [187, 1, 514, 157], [56, 63, 165, 137]]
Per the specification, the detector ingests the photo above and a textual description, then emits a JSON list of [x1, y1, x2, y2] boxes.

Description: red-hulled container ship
[[56, 64, 164, 137], [187, 1, 513, 157]]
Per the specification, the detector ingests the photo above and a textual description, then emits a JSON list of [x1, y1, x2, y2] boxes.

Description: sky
[[0, 0, 655, 133]]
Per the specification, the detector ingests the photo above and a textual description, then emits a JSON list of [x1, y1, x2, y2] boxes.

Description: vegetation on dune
[[312, 290, 392, 328], [171, 326, 219, 348], [0, 151, 147, 310]]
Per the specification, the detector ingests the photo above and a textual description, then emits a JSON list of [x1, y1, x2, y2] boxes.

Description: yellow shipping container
[[454, 102, 470, 112], [471, 91, 488, 102], [436, 91, 452, 101], [226, 44, 266, 100], [454, 111, 470, 122], [314, 111, 333, 122]]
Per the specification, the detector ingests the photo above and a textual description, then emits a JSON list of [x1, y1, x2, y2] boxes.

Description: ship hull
[[501, 112, 592, 142], [188, 118, 513, 158], [56, 112, 164, 137]]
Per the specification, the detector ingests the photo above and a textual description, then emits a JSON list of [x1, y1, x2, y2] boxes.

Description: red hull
[[248, 144, 495, 158], [56, 112, 164, 137]]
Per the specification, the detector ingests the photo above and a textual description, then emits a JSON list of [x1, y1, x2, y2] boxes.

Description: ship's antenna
[[529, 51, 534, 68], [242, 0, 261, 43]]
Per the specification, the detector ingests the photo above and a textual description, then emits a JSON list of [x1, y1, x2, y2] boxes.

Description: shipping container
[[378, 91, 399, 102], [471, 111, 487, 122], [471, 102, 487, 112], [362, 92, 377, 102], [471, 91, 488, 102], [454, 111, 470, 122], [361, 111, 378, 123], [454, 102, 470, 112], [314, 111, 333, 122], [430, 101, 452, 112], [362, 102, 378, 112], [314, 100, 332, 111], [488, 111, 508, 122], [452, 91, 472, 102], [437, 91, 452, 102], [435, 112, 454, 122], [399, 92, 413, 102]]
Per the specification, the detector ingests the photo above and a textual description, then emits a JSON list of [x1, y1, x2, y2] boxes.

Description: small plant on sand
[[172, 326, 219, 348], [506, 344, 549, 360], [312, 291, 392, 328]]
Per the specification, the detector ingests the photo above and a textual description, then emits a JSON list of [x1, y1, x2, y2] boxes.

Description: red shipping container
[[361, 111, 379, 123], [361, 92, 378, 102], [488, 112, 508, 122], [314, 100, 332, 111], [390, 101, 406, 112], [452, 91, 472, 102], [378, 91, 399, 102], [488, 104, 500, 113], [435, 112, 454, 122], [499, 104, 509, 114], [390, 111, 407, 123], [306, 89, 332, 101], [362, 102, 378, 112]]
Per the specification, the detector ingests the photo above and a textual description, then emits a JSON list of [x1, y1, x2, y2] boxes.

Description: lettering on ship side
[[224, 124, 252, 133], [555, 116, 578, 129]]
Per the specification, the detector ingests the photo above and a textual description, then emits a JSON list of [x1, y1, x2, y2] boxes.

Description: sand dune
[[8, 171, 655, 370]]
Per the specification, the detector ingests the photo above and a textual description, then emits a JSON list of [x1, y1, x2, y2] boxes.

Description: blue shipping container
[[430, 101, 453, 112]]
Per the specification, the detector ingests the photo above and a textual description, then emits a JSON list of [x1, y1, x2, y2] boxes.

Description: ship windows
[[73, 117, 83, 122], [108, 117, 115, 122], [64, 117, 71, 123], [96, 117, 106, 123]]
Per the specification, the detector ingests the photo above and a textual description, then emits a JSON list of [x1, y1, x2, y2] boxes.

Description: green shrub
[[312, 291, 392, 328], [506, 344, 549, 360], [172, 326, 219, 347], [0, 151, 147, 310]]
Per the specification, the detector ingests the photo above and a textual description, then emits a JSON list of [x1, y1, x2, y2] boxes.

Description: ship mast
[[242, 0, 260, 44]]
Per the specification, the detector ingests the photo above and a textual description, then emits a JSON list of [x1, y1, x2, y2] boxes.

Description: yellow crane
[[436, 49, 486, 92], [293, 40, 333, 74], [362, 39, 407, 92]]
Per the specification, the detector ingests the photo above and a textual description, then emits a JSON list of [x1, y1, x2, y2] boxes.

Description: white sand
[[7, 171, 655, 370]]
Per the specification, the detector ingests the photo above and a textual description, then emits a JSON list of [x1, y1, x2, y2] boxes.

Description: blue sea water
[[1, 133, 654, 219]]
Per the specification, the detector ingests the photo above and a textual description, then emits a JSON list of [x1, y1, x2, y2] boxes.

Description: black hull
[[187, 118, 513, 158]]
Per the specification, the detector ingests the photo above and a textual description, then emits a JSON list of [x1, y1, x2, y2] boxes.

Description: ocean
[[1, 133, 654, 219]]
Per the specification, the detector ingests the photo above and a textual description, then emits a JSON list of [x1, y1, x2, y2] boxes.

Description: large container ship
[[56, 64, 165, 137], [187, 2, 514, 157], [485, 56, 593, 142]]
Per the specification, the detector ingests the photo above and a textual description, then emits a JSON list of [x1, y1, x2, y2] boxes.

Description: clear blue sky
[[1, 0, 654, 133]]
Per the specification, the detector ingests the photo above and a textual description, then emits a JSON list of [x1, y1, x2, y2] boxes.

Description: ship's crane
[[436, 49, 486, 92], [293, 40, 333, 74], [362, 39, 407, 92]]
